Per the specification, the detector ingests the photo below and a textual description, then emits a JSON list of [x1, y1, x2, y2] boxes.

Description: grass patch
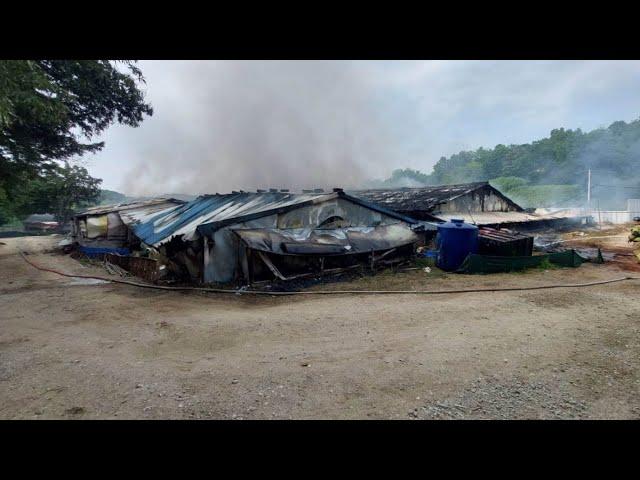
[[537, 258, 560, 271], [414, 257, 436, 268]]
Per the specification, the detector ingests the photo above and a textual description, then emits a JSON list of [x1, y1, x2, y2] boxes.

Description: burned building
[[71, 198, 186, 255], [125, 189, 419, 284], [352, 182, 523, 221], [352, 182, 589, 230]]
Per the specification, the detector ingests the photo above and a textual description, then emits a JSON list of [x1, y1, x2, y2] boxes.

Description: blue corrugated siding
[[131, 195, 228, 246], [130, 192, 325, 246]]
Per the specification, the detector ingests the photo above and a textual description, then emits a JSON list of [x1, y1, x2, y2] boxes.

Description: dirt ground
[[1, 232, 640, 420]]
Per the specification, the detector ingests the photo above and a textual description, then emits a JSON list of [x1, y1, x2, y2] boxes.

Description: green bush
[[537, 257, 559, 270], [490, 176, 529, 192]]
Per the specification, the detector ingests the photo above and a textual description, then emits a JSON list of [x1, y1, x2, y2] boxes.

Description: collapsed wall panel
[[232, 224, 419, 283], [106, 212, 128, 238]]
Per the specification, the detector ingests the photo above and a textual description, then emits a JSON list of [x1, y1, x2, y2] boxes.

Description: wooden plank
[[372, 248, 397, 265], [240, 246, 250, 282], [248, 248, 254, 285], [276, 264, 362, 281], [257, 251, 287, 281]]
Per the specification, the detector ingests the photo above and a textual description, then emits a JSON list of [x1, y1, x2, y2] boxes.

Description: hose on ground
[[18, 251, 640, 296]]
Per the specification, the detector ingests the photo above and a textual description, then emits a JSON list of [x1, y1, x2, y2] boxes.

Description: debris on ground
[[103, 260, 131, 277], [534, 223, 640, 270], [628, 226, 640, 263], [628, 226, 640, 243]]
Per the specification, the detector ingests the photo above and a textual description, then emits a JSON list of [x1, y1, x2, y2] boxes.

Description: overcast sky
[[82, 60, 640, 195]]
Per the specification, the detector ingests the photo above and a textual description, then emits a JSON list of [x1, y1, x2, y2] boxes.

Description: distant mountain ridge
[[376, 118, 640, 209]]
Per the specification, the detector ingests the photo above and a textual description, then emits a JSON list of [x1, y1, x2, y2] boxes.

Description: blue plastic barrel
[[436, 219, 478, 271]]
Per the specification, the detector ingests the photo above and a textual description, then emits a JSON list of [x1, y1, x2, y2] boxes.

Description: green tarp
[[459, 249, 587, 274]]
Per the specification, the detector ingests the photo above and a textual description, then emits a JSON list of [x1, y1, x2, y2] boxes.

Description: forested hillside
[[98, 189, 128, 206], [380, 119, 640, 209]]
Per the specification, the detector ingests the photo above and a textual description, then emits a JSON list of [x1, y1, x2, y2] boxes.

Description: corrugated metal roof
[[351, 182, 523, 213], [119, 203, 187, 227], [129, 191, 417, 248], [438, 211, 588, 226], [77, 198, 185, 216], [131, 192, 334, 247]]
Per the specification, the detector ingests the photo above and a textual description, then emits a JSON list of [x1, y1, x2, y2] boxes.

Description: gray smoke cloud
[[119, 61, 395, 196], [573, 130, 640, 210], [85, 60, 640, 199]]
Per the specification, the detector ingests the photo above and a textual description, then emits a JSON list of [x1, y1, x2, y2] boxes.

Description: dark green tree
[[27, 163, 102, 225], [0, 60, 152, 224]]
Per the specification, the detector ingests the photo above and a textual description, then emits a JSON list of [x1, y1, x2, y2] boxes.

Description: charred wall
[[202, 198, 409, 284], [434, 187, 520, 214]]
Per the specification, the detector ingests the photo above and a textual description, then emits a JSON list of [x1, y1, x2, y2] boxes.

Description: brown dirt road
[[1, 235, 640, 419]]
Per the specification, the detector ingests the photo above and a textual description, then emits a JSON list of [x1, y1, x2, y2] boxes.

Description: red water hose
[[18, 251, 640, 296]]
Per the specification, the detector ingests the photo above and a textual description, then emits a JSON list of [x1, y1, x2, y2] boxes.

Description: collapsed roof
[[77, 198, 186, 217], [123, 190, 416, 248]]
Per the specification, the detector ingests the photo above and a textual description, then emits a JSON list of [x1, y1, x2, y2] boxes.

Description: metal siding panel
[[106, 212, 127, 238], [627, 199, 640, 215], [206, 228, 238, 283], [233, 224, 418, 255]]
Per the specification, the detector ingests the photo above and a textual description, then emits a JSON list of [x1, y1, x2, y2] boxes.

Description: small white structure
[[555, 199, 640, 225]]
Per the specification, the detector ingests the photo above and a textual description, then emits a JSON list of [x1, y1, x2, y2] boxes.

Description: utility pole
[[587, 168, 591, 212]]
